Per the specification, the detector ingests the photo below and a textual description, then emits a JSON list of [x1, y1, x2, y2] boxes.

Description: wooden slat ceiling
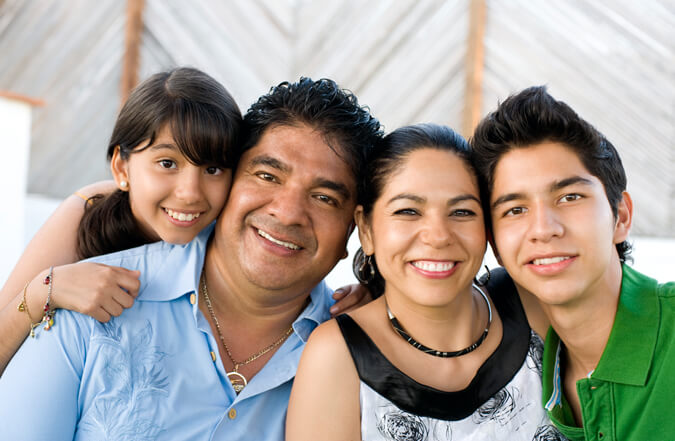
[[0, 0, 672, 236]]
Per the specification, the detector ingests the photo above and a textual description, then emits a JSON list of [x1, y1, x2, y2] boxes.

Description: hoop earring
[[474, 265, 491, 286], [353, 251, 375, 284]]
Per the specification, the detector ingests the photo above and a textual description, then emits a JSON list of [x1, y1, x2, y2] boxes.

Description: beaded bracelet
[[41, 266, 56, 331], [17, 280, 42, 338]]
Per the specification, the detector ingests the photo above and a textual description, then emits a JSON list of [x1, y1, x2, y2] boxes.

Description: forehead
[[383, 148, 479, 195], [241, 123, 356, 187], [492, 142, 592, 196]]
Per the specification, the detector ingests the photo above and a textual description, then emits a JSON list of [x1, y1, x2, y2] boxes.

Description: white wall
[[0, 97, 32, 285]]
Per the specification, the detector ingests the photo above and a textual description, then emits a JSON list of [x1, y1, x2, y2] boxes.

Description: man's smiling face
[[214, 123, 356, 296]]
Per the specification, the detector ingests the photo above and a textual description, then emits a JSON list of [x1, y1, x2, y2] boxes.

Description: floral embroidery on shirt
[[79, 318, 169, 440]]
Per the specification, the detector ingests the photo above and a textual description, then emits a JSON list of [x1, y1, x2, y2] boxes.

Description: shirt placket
[[578, 378, 615, 441]]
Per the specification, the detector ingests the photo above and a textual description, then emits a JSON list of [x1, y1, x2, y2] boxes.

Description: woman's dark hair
[[77, 67, 242, 259], [353, 123, 477, 297]]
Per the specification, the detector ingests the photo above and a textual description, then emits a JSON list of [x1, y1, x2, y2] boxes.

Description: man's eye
[[256, 172, 277, 182], [159, 159, 176, 169], [315, 194, 338, 206]]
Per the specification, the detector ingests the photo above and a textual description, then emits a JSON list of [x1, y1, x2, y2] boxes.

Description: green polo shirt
[[542, 265, 675, 441]]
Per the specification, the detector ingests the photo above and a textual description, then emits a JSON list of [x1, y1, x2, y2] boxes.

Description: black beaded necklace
[[386, 284, 492, 358]]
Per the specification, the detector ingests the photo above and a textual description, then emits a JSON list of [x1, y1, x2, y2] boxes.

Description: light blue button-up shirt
[[0, 225, 334, 440]]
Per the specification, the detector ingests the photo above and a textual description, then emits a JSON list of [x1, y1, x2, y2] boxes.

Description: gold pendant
[[18, 301, 26, 312], [227, 371, 248, 394]]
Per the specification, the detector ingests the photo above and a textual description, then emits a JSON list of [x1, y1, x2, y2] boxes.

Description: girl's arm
[[0, 181, 139, 375], [286, 319, 361, 441]]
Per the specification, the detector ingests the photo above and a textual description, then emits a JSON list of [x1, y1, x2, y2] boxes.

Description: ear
[[110, 146, 130, 191], [354, 205, 374, 255], [613, 191, 633, 244], [486, 229, 504, 266]]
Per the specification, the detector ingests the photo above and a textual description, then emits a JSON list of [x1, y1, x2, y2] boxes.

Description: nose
[[266, 184, 310, 227], [528, 203, 564, 242], [420, 213, 454, 249], [175, 167, 204, 205]]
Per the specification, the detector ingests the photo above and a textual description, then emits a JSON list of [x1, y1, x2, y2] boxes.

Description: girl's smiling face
[[112, 125, 232, 244]]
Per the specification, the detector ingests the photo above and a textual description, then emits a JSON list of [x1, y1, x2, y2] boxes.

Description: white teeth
[[532, 256, 570, 265], [165, 209, 201, 222], [411, 261, 455, 272], [258, 229, 300, 250]]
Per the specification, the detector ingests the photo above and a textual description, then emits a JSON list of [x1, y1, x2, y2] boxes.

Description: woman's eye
[[452, 209, 476, 217], [205, 166, 223, 176], [393, 208, 419, 216], [159, 159, 176, 169]]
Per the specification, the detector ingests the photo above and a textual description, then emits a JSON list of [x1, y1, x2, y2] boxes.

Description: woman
[[287, 124, 563, 440]]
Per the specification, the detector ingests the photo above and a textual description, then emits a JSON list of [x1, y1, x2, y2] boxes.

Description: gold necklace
[[200, 271, 294, 394]]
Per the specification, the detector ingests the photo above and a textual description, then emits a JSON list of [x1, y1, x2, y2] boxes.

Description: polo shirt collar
[[591, 264, 659, 385], [545, 264, 660, 410]]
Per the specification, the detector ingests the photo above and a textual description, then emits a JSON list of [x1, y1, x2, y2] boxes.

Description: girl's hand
[[330, 283, 372, 316], [45, 262, 140, 322]]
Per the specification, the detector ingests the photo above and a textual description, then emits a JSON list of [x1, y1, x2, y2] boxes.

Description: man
[[0, 78, 382, 440], [471, 86, 675, 440]]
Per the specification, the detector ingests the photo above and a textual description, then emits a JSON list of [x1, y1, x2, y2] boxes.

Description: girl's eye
[[205, 166, 223, 176], [559, 193, 582, 203], [159, 159, 176, 169]]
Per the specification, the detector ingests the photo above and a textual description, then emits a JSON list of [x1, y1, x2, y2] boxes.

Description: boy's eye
[[559, 193, 582, 203], [159, 159, 176, 169], [504, 206, 526, 217], [205, 166, 223, 176]]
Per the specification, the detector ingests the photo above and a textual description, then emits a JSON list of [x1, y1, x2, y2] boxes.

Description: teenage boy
[[471, 86, 675, 441]]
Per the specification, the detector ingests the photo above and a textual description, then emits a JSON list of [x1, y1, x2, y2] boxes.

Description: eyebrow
[[388, 193, 480, 206], [491, 175, 594, 209], [250, 154, 352, 201], [148, 143, 178, 152]]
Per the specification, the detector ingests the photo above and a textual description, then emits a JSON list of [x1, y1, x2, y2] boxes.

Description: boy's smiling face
[[489, 141, 631, 308]]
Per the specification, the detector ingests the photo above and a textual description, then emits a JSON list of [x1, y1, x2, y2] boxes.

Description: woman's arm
[[0, 181, 139, 375], [286, 319, 361, 441]]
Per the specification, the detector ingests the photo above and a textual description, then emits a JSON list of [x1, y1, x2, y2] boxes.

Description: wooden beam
[[462, 0, 486, 138], [120, 0, 145, 105]]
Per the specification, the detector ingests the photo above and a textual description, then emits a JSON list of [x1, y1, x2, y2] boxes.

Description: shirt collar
[[136, 224, 212, 302], [591, 264, 659, 385], [292, 280, 333, 342]]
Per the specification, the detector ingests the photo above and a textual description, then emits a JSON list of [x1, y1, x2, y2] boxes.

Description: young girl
[[0, 67, 241, 373], [287, 124, 563, 440]]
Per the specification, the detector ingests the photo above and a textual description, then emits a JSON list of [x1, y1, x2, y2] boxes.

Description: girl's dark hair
[[77, 67, 242, 259], [353, 123, 476, 297]]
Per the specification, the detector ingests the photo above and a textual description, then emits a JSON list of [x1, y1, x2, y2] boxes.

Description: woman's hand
[[330, 283, 372, 316], [40, 262, 140, 323]]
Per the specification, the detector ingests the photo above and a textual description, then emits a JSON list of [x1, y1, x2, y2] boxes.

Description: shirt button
[[228, 408, 237, 420], [598, 432, 604, 439], [190, 293, 196, 305], [591, 385, 597, 390], [210, 351, 216, 362]]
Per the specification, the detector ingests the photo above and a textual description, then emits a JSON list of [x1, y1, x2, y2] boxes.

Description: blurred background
[[1, 0, 673, 286]]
